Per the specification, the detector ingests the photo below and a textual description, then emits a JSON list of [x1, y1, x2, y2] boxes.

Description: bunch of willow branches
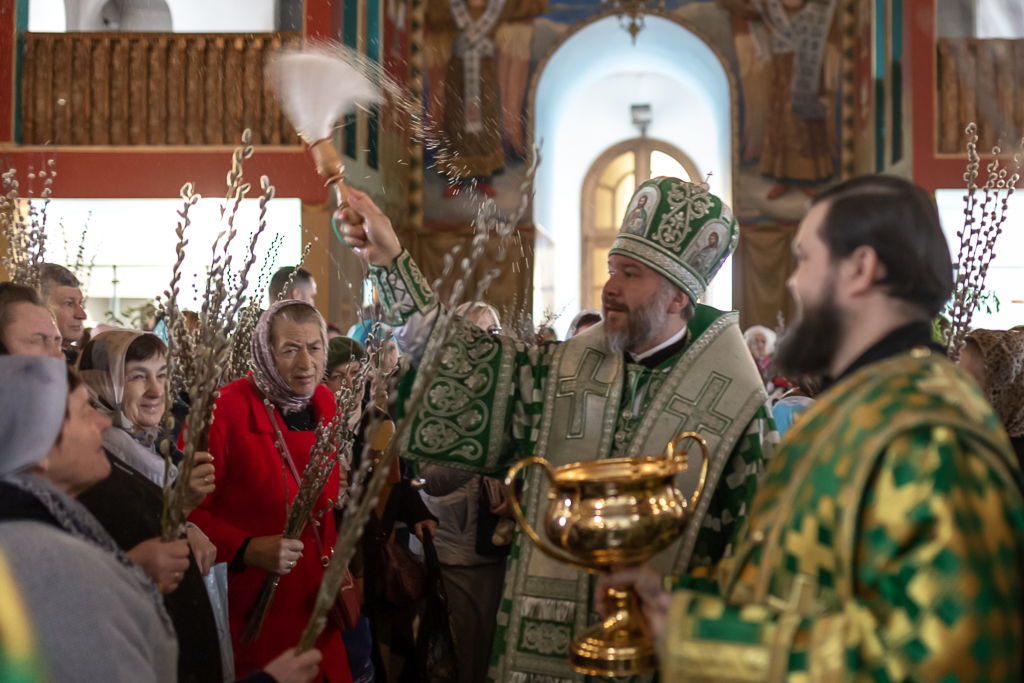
[[945, 124, 1022, 360], [295, 149, 538, 652], [160, 130, 272, 541], [1, 161, 55, 291], [241, 400, 348, 642]]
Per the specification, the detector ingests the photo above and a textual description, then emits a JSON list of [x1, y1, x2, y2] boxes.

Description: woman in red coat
[[188, 300, 352, 682]]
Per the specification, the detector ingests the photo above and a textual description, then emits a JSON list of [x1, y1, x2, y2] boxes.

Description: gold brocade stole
[[718, 350, 1021, 616]]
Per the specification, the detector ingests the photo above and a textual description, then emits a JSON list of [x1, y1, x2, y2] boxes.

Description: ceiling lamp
[[601, 0, 664, 42]]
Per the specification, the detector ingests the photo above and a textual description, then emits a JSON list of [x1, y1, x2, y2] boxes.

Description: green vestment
[[658, 348, 1024, 682], [372, 251, 778, 683]]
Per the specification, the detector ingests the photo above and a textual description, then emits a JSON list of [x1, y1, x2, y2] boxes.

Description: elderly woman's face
[[749, 333, 769, 361], [36, 385, 111, 497], [122, 353, 167, 429], [326, 360, 361, 395], [273, 319, 326, 396]]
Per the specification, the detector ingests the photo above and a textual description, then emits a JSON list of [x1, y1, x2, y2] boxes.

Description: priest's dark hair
[[269, 266, 313, 302], [812, 175, 953, 317]]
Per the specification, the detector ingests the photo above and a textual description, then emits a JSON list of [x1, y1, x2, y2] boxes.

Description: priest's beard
[[603, 282, 675, 355], [774, 279, 845, 378]]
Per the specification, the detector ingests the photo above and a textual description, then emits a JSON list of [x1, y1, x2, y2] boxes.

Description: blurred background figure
[[39, 264, 88, 365], [0, 284, 63, 359], [960, 327, 1024, 467], [565, 309, 602, 339], [269, 267, 317, 307], [743, 324, 776, 385]]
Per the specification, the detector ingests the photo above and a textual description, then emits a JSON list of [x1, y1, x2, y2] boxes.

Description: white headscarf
[[0, 355, 68, 478], [743, 325, 777, 355]]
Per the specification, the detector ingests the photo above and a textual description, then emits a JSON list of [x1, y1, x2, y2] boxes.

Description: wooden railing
[[21, 32, 303, 146], [936, 38, 1024, 154]]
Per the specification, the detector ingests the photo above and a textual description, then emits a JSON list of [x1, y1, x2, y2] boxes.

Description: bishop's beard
[[603, 281, 675, 355], [774, 280, 845, 378]]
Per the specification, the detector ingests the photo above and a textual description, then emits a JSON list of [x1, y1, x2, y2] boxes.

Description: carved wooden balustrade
[[936, 38, 1024, 154], [21, 32, 303, 146]]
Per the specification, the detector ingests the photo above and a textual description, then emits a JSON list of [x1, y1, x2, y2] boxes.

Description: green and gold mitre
[[609, 176, 739, 302]]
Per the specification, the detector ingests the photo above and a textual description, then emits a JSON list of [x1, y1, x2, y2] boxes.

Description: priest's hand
[[336, 188, 402, 267], [263, 647, 323, 683], [596, 566, 671, 641], [185, 524, 217, 576], [184, 451, 216, 515], [128, 537, 192, 594], [245, 535, 304, 575]]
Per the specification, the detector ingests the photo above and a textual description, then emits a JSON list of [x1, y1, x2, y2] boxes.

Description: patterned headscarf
[[252, 299, 326, 414], [78, 330, 157, 441], [966, 327, 1024, 438]]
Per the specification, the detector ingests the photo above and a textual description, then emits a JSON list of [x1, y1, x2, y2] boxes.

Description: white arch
[[532, 14, 734, 336]]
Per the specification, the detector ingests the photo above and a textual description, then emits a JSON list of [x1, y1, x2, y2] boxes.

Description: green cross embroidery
[[556, 348, 611, 439], [664, 373, 733, 437]]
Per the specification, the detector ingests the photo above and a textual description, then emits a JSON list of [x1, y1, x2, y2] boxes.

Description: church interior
[[2, 2, 1024, 683]]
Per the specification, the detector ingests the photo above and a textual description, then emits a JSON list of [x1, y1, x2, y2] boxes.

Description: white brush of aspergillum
[[267, 44, 381, 223], [267, 44, 380, 144]]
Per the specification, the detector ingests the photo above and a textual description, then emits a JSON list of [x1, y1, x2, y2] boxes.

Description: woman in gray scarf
[[0, 355, 178, 683]]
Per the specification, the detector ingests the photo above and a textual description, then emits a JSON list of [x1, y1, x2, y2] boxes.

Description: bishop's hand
[[336, 188, 402, 267]]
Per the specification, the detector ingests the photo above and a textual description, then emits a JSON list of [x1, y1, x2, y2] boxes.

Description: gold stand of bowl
[[505, 431, 709, 677], [570, 588, 657, 676]]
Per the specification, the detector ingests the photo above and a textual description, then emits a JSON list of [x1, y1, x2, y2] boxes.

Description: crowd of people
[[0, 172, 1022, 683]]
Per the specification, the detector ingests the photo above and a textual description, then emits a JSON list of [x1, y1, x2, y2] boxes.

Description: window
[[580, 139, 700, 310]]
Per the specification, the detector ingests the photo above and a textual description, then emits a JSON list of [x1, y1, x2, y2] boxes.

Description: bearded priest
[[597, 175, 1024, 682], [338, 177, 778, 683]]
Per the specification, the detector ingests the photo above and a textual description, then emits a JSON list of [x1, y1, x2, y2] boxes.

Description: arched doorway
[[580, 138, 701, 310], [528, 14, 737, 336]]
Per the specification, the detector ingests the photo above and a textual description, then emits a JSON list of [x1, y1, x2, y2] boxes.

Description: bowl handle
[[666, 431, 711, 508], [504, 457, 604, 574]]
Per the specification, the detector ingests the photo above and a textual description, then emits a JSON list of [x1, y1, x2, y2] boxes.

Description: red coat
[[187, 377, 351, 682]]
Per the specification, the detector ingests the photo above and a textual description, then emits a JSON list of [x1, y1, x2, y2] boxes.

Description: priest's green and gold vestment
[[658, 347, 1024, 682], [371, 249, 777, 683]]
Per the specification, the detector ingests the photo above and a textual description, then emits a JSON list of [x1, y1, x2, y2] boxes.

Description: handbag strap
[[251, 377, 331, 566]]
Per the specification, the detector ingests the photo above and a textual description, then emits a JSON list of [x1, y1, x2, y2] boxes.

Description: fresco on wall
[[416, 0, 844, 227]]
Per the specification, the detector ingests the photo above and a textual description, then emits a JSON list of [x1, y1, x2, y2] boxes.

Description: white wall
[[34, 0, 276, 32], [532, 15, 734, 337], [35, 197, 302, 325], [166, 0, 276, 32]]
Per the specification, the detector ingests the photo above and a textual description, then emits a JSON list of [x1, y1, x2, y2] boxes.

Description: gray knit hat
[[0, 355, 68, 477]]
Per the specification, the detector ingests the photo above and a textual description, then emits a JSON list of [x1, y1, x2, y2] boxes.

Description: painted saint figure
[[622, 194, 651, 235], [688, 231, 722, 274]]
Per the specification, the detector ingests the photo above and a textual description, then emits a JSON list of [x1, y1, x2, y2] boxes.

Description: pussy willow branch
[[241, 398, 351, 644], [946, 128, 1022, 360], [0, 161, 55, 292], [162, 130, 269, 541], [296, 148, 538, 652], [160, 183, 197, 540], [276, 241, 313, 303]]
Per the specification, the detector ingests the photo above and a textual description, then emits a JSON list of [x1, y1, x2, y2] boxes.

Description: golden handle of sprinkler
[[309, 138, 364, 226]]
